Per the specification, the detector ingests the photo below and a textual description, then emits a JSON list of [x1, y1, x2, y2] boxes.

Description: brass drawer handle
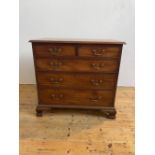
[[50, 62, 62, 66], [48, 47, 62, 56], [50, 94, 56, 98], [59, 94, 64, 99], [50, 94, 64, 100], [90, 79, 103, 86], [50, 77, 64, 84], [50, 61, 62, 69], [91, 63, 105, 70], [89, 96, 102, 102], [92, 48, 105, 56]]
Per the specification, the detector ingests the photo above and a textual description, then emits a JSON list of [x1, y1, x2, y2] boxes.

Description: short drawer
[[37, 72, 117, 89], [78, 45, 121, 58], [33, 44, 75, 57], [39, 88, 114, 106], [36, 58, 119, 73]]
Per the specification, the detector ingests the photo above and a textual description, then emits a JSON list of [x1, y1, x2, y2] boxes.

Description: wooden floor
[[20, 85, 134, 155]]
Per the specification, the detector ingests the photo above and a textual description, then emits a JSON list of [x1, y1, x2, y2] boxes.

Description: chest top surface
[[29, 38, 126, 45]]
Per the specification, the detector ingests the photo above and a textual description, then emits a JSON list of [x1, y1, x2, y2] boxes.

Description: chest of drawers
[[30, 39, 125, 118]]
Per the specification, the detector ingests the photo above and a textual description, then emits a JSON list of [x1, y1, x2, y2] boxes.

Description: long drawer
[[39, 88, 114, 106], [36, 58, 119, 73], [37, 72, 117, 89]]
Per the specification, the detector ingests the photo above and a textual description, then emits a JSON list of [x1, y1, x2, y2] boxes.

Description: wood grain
[[20, 84, 134, 155]]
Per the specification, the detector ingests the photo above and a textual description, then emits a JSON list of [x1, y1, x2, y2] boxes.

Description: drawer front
[[34, 44, 75, 57], [79, 45, 121, 58], [37, 72, 117, 89], [39, 88, 114, 106], [36, 59, 119, 73]]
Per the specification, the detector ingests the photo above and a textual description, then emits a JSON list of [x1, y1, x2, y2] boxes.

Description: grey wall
[[19, 0, 135, 86]]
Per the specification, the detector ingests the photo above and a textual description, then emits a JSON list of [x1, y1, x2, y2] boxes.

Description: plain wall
[[19, 0, 135, 86]]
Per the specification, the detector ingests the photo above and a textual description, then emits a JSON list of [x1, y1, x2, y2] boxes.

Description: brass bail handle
[[91, 79, 103, 86], [50, 94, 64, 100], [91, 63, 104, 70], [50, 77, 64, 84], [50, 61, 62, 69], [48, 47, 62, 56], [90, 95, 102, 102], [92, 48, 105, 56]]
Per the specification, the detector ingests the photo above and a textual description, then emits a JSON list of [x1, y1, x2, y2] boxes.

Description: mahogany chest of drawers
[[30, 39, 125, 118]]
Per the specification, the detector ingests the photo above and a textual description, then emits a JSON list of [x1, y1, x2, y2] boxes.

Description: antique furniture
[[30, 39, 125, 118]]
